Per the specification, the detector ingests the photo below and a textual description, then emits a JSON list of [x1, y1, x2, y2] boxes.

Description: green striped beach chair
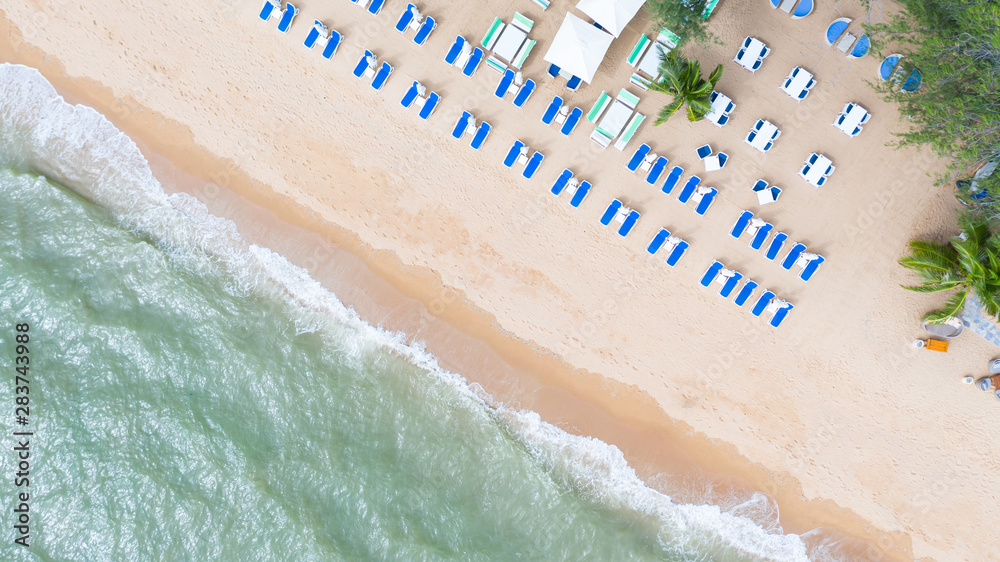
[[511, 39, 535, 69], [701, 0, 720, 20], [482, 17, 503, 49], [627, 35, 650, 67], [587, 92, 611, 123], [614, 113, 645, 151], [511, 12, 534, 33], [657, 28, 681, 49], [531, 0, 549, 9], [486, 55, 507, 73]]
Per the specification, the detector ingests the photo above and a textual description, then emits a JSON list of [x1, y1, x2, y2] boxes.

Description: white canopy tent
[[575, 0, 646, 38], [542, 13, 615, 84]]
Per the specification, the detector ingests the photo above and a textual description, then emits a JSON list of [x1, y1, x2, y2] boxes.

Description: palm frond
[[921, 290, 968, 324], [654, 99, 684, 126]]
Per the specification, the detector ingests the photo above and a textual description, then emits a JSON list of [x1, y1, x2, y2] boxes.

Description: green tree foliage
[[900, 221, 1000, 323], [643, 49, 723, 124], [864, 1, 1000, 176], [644, 0, 713, 46]]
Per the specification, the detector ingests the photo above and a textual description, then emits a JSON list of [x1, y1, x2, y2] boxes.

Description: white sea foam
[[0, 63, 815, 561]]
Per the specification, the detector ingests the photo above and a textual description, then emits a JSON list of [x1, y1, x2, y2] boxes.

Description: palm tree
[[642, 48, 723, 125], [900, 221, 1000, 323]]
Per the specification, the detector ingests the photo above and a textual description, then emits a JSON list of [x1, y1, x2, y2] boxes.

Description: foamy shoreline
[[4, 1, 1000, 559]]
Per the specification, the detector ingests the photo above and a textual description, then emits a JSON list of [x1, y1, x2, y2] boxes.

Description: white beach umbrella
[[542, 13, 615, 83], [575, 0, 646, 37]]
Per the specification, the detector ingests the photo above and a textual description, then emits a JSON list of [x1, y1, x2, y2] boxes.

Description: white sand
[[4, 0, 999, 559]]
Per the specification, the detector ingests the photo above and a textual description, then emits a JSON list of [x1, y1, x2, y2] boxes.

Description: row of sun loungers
[[731, 211, 824, 281], [701, 261, 794, 328], [626, 144, 716, 216]]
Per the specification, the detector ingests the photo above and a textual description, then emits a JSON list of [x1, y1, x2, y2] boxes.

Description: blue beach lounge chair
[[514, 80, 535, 107], [396, 4, 416, 32], [733, 280, 758, 307], [419, 93, 440, 119], [661, 166, 683, 195], [504, 140, 525, 167], [560, 108, 582, 136], [720, 272, 743, 298], [696, 144, 712, 160], [547, 64, 560, 78], [354, 50, 375, 78], [260, 0, 278, 21], [464, 48, 484, 77], [601, 200, 623, 226], [542, 96, 563, 125], [304, 20, 326, 48], [627, 144, 651, 172], [781, 243, 806, 270], [570, 182, 591, 207], [750, 291, 776, 317], [700, 261, 724, 287], [368, 0, 386, 16], [551, 169, 573, 195], [401, 81, 421, 108], [523, 152, 544, 179], [694, 188, 717, 216], [749, 223, 773, 250], [619, 211, 640, 237], [645, 157, 668, 185], [801, 256, 825, 281], [445, 36, 466, 65], [647, 228, 670, 254], [665, 240, 688, 266], [495, 69, 515, 99], [764, 232, 787, 260], [277, 3, 298, 33], [769, 303, 794, 328], [716, 153, 728, 169], [323, 31, 342, 59], [566, 75, 582, 91], [677, 176, 702, 203], [452, 111, 473, 138], [414, 17, 437, 46], [471, 122, 491, 150], [717, 114, 729, 126], [371, 62, 393, 90], [731, 211, 753, 238]]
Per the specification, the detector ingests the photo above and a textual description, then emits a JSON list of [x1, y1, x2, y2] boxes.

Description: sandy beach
[[4, 0, 1000, 559]]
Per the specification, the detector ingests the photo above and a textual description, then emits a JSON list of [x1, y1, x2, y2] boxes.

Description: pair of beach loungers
[[350, 0, 387, 17], [444, 36, 485, 77], [395, 4, 437, 46], [303, 20, 343, 59], [540, 96, 583, 136], [696, 144, 728, 172], [701, 261, 794, 328], [731, 211, 825, 281], [504, 140, 544, 179], [400, 81, 441, 119], [546, 64, 582, 92], [626, 144, 717, 216], [646, 228, 689, 267], [452, 111, 491, 150], [550, 169, 592, 208], [260, 0, 297, 33], [495, 70, 536, 108], [600, 199, 640, 237], [353, 51, 393, 90]]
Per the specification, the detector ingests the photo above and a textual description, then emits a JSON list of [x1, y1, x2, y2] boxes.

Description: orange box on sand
[[925, 339, 949, 352]]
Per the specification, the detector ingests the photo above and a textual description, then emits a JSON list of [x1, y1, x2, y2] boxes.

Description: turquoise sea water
[[0, 64, 816, 561]]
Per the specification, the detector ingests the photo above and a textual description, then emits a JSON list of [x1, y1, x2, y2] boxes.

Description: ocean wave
[[0, 62, 812, 561]]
